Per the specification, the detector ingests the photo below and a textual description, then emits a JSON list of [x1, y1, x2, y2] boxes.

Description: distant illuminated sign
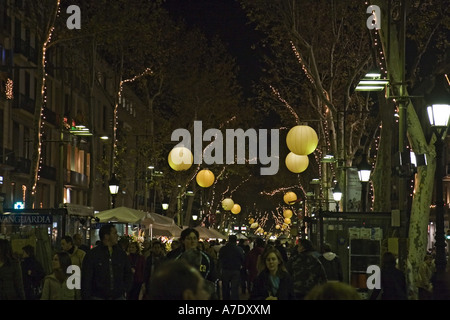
[[13, 202, 24, 209]]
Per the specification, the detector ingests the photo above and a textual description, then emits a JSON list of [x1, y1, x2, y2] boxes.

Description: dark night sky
[[163, 0, 263, 93]]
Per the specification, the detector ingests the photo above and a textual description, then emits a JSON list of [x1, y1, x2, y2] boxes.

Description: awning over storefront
[[61, 203, 94, 217]]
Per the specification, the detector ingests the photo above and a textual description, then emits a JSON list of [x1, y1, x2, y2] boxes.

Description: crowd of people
[[0, 223, 442, 300]]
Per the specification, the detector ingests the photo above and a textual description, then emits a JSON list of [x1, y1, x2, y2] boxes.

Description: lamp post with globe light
[[357, 154, 372, 212], [108, 173, 120, 209], [426, 74, 450, 299]]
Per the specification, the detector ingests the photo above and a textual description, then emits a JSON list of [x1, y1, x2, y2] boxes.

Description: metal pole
[[434, 135, 447, 299]]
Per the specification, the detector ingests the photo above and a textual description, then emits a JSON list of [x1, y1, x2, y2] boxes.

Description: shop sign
[[0, 214, 53, 225]]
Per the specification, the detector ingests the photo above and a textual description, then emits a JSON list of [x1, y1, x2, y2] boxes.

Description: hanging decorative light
[[231, 204, 241, 214], [283, 191, 297, 205], [285, 152, 309, 173], [196, 169, 215, 188], [286, 125, 318, 155], [222, 198, 234, 211], [168, 146, 193, 171]]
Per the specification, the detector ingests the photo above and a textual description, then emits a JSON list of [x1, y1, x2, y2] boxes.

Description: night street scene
[[0, 0, 450, 310]]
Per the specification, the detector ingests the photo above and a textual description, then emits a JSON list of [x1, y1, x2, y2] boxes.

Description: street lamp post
[[332, 182, 342, 212], [426, 74, 450, 299], [357, 154, 372, 212], [108, 173, 120, 209]]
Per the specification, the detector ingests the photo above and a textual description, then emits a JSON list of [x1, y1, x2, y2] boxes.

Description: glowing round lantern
[[168, 147, 193, 171], [196, 169, 215, 188], [249, 218, 255, 224], [283, 209, 293, 219], [283, 191, 297, 205], [284, 217, 291, 225], [285, 152, 309, 173], [231, 204, 241, 214], [275, 224, 280, 229], [250, 222, 259, 229], [286, 125, 318, 155], [222, 198, 234, 211]]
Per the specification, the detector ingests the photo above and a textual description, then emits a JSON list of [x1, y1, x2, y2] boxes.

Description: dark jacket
[[218, 242, 245, 271], [318, 252, 343, 282], [21, 256, 45, 300], [245, 246, 265, 284], [166, 247, 217, 282], [250, 270, 295, 300], [81, 243, 132, 300], [0, 259, 25, 300], [286, 250, 327, 299], [380, 266, 407, 300]]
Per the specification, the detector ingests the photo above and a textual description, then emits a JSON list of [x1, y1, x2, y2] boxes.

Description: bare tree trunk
[[372, 95, 393, 212]]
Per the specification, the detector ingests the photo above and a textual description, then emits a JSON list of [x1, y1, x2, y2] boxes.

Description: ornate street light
[[332, 183, 342, 202], [426, 74, 450, 299], [357, 154, 372, 212], [108, 173, 120, 208], [332, 182, 342, 212], [357, 154, 372, 182]]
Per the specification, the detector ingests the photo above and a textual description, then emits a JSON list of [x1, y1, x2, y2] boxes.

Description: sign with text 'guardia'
[[0, 214, 53, 225]]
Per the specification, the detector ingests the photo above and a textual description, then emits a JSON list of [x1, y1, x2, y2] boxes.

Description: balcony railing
[[65, 170, 89, 188], [12, 93, 34, 115]]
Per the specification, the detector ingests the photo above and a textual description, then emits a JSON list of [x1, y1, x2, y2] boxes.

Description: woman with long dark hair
[[250, 245, 295, 300], [41, 251, 76, 300]]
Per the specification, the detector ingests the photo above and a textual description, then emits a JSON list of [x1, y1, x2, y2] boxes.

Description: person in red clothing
[[245, 237, 266, 292], [127, 241, 146, 300]]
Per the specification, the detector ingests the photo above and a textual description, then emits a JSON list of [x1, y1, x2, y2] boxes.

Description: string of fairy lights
[[33, 1, 61, 200]]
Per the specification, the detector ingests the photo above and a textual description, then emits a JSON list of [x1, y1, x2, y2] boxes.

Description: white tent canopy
[[141, 212, 182, 238], [95, 207, 181, 237], [95, 206, 146, 224]]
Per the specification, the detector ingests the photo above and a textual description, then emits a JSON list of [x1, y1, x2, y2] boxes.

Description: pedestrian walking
[[417, 253, 434, 300], [245, 237, 265, 292], [286, 238, 327, 299], [41, 251, 76, 300], [318, 243, 343, 282], [166, 228, 217, 284], [0, 239, 25, 300], [81, 224, 133, 300], [218, 234, 245, 300], [127, 241, 146, 300], [73, 233, 90, 252], [61, 235, 86, 269], [21, 245, 45, 300], [141, 240, 166, 299], [238, 239, 250, 294], [249, 246, 295, 300], [370, 252, 407, 300]]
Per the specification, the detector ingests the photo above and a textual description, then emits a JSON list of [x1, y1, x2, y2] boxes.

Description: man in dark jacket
[[218, 234, 245, 300], [318, 243, 343, 282], [81, 224, 133, 300], [286, 238, 327, 299]]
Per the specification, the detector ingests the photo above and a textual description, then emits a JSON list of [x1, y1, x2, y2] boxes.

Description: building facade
[[0, 1, 146, 215]]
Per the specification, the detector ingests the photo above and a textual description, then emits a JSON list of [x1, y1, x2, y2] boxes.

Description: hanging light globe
[[196, 169, 215, 188], [283, 191, 297, 205], [231, 204, 241, 214], [285, 152, 309, 173], [286, 125, 319, 155], [168, 146, 193, 171], [222, 198, 234, 211]]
